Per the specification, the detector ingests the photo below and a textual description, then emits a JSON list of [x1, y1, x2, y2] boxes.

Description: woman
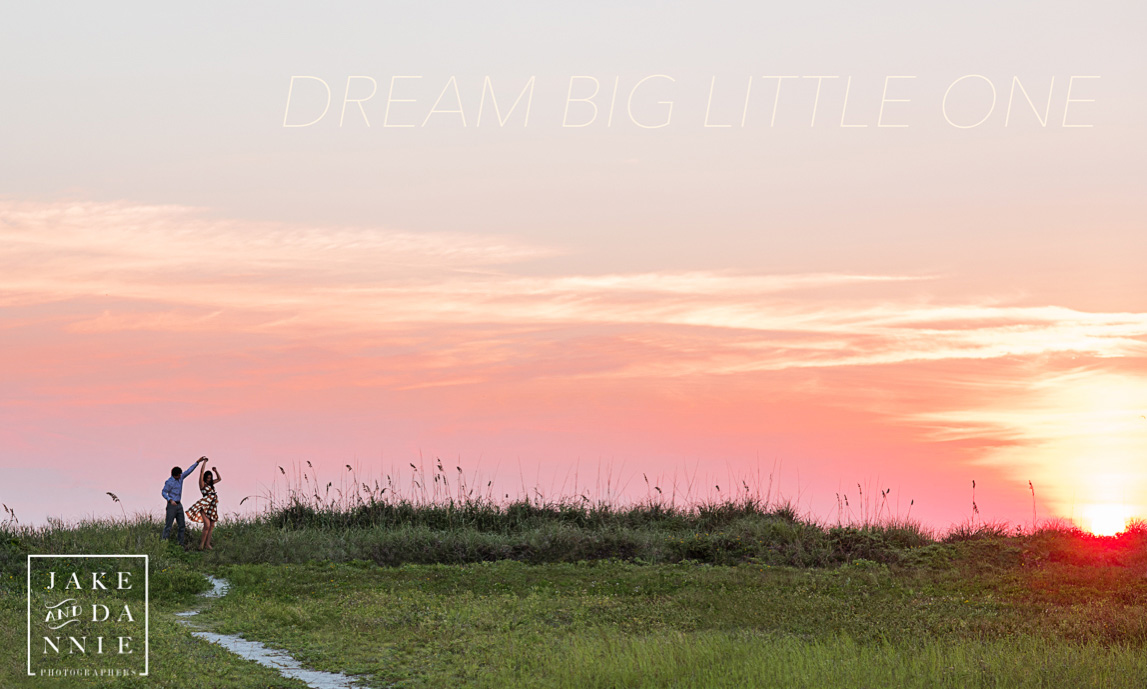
[[186, 461, 222, 550]]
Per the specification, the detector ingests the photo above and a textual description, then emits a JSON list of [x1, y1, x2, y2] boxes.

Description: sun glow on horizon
[[1084, 504, 1133, 537]]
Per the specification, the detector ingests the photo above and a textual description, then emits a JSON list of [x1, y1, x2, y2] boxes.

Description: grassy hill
[[4, 496, 1147, 687]]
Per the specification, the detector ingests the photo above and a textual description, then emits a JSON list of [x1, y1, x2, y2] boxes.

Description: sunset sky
[[2, 3, 1146, 532]]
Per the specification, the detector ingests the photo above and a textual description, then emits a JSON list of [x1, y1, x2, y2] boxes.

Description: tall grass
[[192, 460, 934, 567], [254, 459, 919, 533], [486, 632, 1147, 689]]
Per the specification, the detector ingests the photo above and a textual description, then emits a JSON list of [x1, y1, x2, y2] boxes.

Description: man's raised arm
[[180, 458, 204, 480]]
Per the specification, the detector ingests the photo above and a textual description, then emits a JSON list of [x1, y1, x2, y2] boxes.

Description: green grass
[[3, 502, 1147, 688], [191, 556, 1147, 688], [505, 633, 1147, 688]]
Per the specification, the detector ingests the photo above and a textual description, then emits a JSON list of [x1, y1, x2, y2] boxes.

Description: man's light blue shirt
[[161, 463, 198, 503]]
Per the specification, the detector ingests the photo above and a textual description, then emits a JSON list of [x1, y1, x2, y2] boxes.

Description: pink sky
[[3, 201, 1145, 531]]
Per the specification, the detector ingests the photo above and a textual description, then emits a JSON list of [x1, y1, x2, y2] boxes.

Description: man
[[161, 456, 207, 546]]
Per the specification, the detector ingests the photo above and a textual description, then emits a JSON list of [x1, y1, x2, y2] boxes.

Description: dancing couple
[[161, 456, 223, 550]]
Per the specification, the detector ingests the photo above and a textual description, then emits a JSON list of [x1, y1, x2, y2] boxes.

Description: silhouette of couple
[[161, 456, 222, 550]]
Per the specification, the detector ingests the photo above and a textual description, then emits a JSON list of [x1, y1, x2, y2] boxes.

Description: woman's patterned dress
[[186, 483, 218, 523]]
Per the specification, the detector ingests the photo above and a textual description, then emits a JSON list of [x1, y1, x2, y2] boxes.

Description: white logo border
[[26, 554, 150, 678]]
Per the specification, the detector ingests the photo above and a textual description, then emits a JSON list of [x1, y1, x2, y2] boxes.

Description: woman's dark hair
[[203, 470, 214, 486]]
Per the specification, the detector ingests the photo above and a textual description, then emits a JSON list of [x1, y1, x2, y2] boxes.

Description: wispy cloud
[[4, 201, 1146, 379]]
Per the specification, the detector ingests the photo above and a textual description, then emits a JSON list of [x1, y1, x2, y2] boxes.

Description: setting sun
[[1084, 504, 1132, 537]]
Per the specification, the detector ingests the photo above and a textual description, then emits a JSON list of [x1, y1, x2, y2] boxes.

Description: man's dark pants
[[162, 501, 186, 545]]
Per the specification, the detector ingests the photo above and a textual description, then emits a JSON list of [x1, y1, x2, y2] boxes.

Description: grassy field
[[4, 497, 1147, 687]]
